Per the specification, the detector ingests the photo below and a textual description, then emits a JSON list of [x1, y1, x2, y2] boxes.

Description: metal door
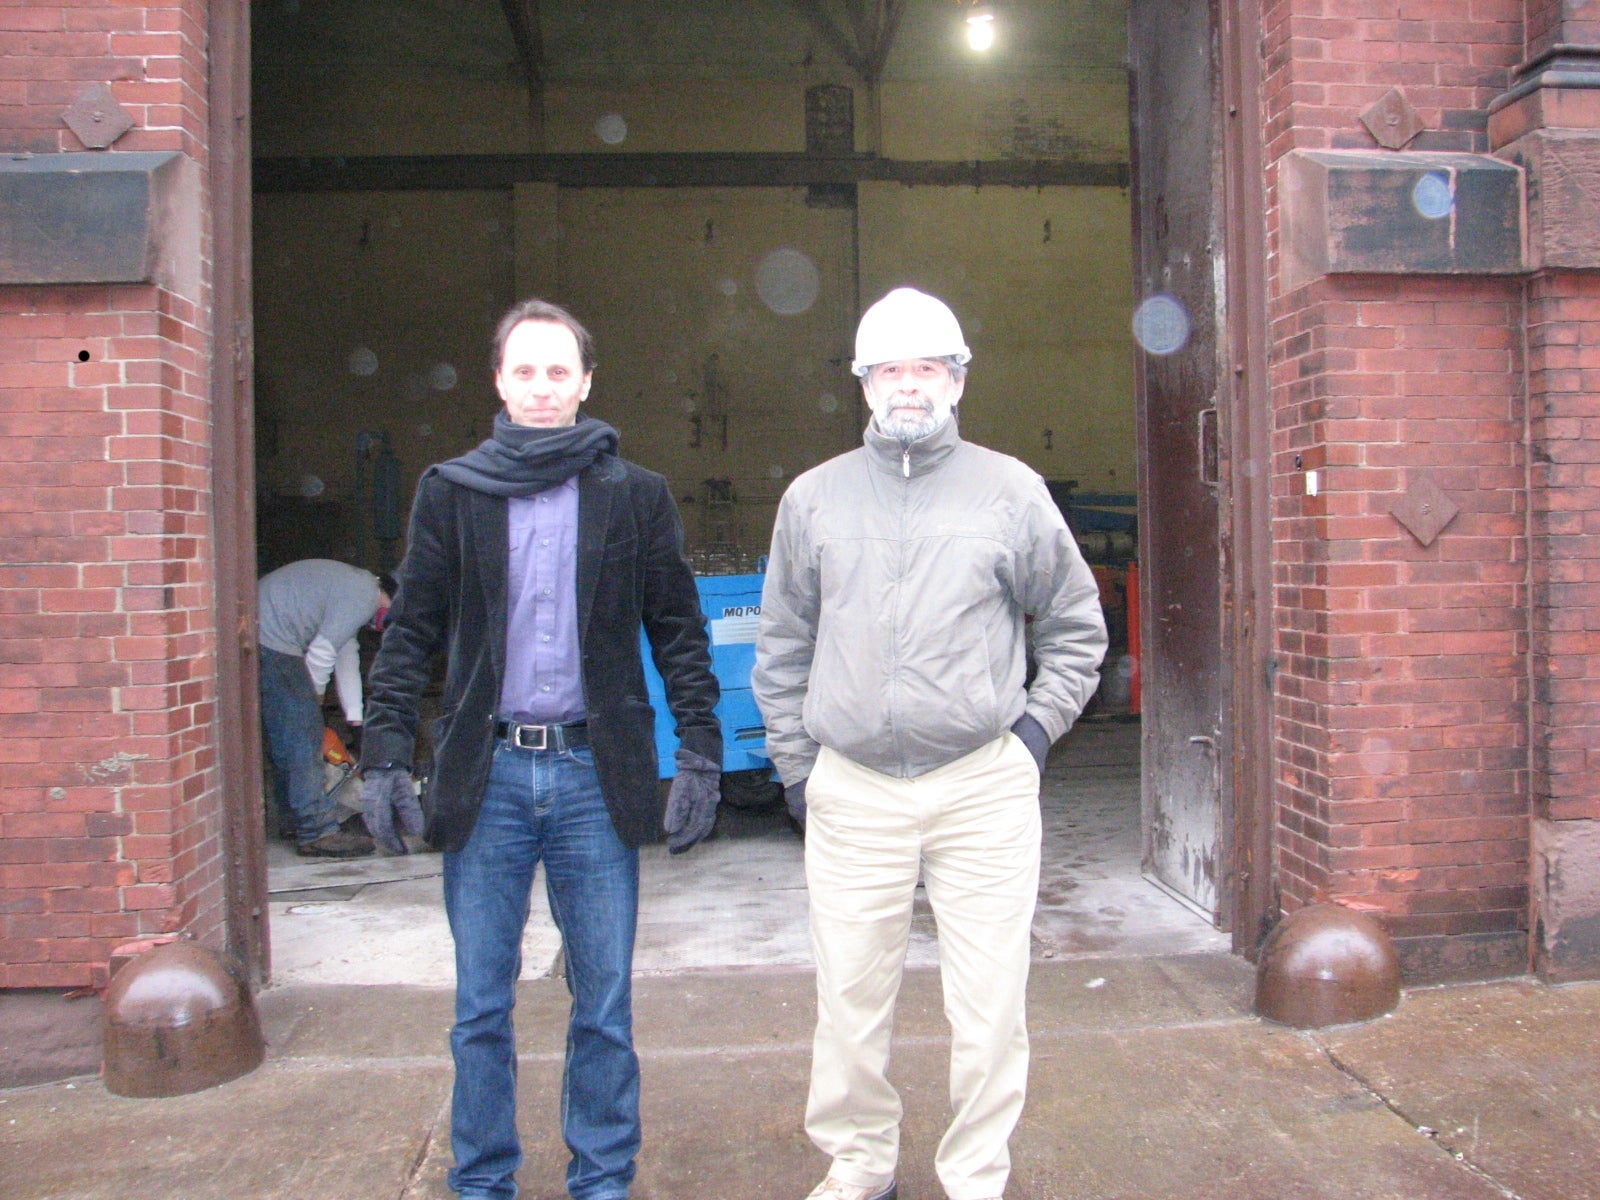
[[1129, 0, 1225, 922], [210, 0, 269, 983]]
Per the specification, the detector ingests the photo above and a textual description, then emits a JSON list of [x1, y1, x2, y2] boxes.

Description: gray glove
[[1011, 713, 1051, 773], [361, 767, 424, 855], [664, 749, 721, 854], [784, 778, 807, 830]]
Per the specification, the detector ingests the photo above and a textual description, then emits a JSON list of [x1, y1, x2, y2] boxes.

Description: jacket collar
[[863, 412, 962, 478]]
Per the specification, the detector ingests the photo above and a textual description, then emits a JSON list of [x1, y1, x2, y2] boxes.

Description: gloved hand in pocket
[[784, 777, 807, 831], [1010, 713, 1051, 773]]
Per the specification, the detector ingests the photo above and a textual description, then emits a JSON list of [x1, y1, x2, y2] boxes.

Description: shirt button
[[542, 588, 552, 597], [540, 685, 551, 692], [541, 635, 552, 643], [541, 538, 551, 547]]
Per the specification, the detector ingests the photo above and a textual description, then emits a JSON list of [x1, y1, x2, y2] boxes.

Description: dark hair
[[491, 299, 596, 375], [377, 572, 398, 600]]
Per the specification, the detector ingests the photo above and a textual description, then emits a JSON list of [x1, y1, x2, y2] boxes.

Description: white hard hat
[[851, 287, 971, 376]]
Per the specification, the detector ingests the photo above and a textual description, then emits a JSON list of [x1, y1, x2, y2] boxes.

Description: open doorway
[[242, 0, 1232, 985]]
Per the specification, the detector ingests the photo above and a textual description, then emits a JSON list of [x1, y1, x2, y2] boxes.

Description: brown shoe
[[295, 830, 374, 858]]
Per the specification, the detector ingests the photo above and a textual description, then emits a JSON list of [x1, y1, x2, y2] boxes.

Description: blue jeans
[[443, 735, 641, 1200], [258, 646, 341, 844]]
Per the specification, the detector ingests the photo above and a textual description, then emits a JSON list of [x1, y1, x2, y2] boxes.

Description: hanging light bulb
[[966, 5, 996, 51]]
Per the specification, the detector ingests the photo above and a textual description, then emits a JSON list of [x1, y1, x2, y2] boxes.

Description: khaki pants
[[804, 733, 1042, 1200]]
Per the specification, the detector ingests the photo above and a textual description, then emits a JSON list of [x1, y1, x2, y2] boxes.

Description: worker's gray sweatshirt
[[258, 559, 383, 723]]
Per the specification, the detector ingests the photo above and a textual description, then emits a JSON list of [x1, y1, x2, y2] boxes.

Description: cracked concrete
[[5, 961, 1598, 1199], [5, 721, 1597, 1199]]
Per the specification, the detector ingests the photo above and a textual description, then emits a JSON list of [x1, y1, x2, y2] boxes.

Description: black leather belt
[[494, 719, 588, 751]]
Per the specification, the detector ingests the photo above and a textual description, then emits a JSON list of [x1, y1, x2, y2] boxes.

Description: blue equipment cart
[[641, 572, 772, 778]]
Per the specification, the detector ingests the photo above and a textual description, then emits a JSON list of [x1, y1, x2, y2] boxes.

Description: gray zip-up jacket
[[752, 417, 1108, 784]]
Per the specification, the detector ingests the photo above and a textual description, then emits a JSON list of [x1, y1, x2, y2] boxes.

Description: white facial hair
[[867, 392, 954, 443]]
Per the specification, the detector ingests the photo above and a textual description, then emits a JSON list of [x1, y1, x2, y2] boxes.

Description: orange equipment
[[323, 726, 355, 767]]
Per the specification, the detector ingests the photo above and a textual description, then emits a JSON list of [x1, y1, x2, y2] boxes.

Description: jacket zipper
[[889, 452, 911, 770]]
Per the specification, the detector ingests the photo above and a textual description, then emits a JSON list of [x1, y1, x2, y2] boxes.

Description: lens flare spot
[[754, 248, 820, 315], [1132, 295, 1191, 356]]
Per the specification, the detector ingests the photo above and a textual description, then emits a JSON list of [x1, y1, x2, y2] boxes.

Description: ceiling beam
[[499, 0, 545, 95], [255, 151, 1129, 192], [846, 0, 876, 60], [863, 0, 907, 85], [788, 0, 870, 81]]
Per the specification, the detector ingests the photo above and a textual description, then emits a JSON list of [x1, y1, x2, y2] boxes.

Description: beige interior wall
[[547, 187, 858, 565], [253, 190, 516, 560], [543, 83, 811, 153], [248, 0, 1137, 568], [878, 77, 1128, 162], [858, 183, 1135, 492], [253, 182, 1136, 563], [253, 63, 538, 156], [251, 2, 541, 156], [513, 183, 563, 299]]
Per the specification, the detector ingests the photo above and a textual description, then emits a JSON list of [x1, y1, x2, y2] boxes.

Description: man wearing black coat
[[359, 299, 722, 1200]]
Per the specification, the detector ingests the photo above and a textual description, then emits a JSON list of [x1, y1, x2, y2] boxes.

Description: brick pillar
[[1268, 278, 1531, 981], [1524, 0, 1600, 58], [1260, 0, 1532, 983], [1523, 275, 1600, 981], [1488, 0, 1600, 984], [0, 3, 223, 990]]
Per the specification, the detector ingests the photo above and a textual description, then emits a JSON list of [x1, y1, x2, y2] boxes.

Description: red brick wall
[[1269, 278, 1530, 941], [1524, 0, 1561, 58], [1526, 272, 1600, 825], [0, 2, 219, 989], [1260, 0, 1534, 972], [1262, 0, 1521, 157], [0, 1, 208, 158], [1524, 0, 1600, 56]]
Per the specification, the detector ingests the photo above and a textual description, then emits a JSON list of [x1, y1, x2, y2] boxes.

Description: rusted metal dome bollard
[[1254, 903, 1401, 1029], [102, 938, 264, 1097]]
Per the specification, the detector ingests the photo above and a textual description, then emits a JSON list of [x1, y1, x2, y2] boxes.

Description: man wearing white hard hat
[[753, 287, 1107, 1200]]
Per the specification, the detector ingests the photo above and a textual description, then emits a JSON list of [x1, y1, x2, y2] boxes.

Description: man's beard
[[874, 401, 948, 442]]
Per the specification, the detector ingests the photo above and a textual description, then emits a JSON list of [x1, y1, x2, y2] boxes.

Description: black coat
[[360, 454, 721, 852]]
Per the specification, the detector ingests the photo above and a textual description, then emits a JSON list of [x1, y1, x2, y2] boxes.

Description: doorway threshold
[[263, 718, 1225, 988]]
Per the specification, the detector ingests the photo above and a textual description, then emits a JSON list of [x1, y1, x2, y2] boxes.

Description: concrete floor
[[264, 717, 1228, 987], [7, 959, 1600, 1200], [10, 719, 1600, 1199]]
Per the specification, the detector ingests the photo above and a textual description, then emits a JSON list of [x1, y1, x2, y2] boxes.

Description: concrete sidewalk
[[3, 955, 1597, 1200]]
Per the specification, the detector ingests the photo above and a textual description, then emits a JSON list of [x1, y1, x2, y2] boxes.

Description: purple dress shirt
[[500, 475, 586, 723]]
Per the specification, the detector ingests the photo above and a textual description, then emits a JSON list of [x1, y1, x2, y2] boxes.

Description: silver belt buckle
[[512, 723, 548, 751]]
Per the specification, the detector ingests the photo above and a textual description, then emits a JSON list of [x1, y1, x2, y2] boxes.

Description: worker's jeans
[[804, 733, 1041, 1200], [443, 738, 641, 1200], [258, 646, 342, 844]]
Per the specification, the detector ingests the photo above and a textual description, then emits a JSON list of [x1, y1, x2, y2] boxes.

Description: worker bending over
[[258, 558, 392, 858]]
